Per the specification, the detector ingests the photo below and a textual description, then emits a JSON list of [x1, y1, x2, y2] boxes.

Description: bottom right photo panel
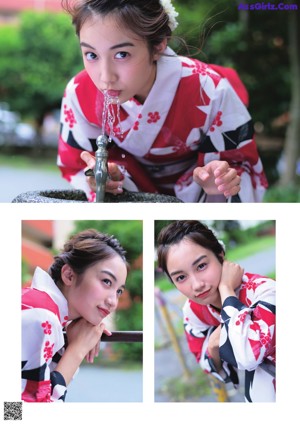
[[154, 219, 275, 403]]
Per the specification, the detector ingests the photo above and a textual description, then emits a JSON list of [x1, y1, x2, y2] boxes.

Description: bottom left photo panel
[[21, 219, 143, 403]]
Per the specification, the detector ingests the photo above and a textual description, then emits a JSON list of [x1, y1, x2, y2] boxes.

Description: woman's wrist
[[218, 284, 236, 304], [55, 345, 86, 386]]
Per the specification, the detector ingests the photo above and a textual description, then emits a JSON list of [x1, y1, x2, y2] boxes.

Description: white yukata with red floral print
[[22, 267, 69, 402], [183, 272, 276, 402], [58, 47, 267, 202]]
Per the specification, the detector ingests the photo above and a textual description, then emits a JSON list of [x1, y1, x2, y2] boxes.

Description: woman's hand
[[85, 327, 112, 364], [66, 318, 109, 361], [218, 260, 244, 303], [80, 151, 124, 195], [56, 319, 111, 385], [207, 325, 222, 372], [193, 160, 241, 198]]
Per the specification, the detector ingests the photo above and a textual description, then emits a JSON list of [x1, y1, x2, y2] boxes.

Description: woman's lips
[[195, 289, 211, 299], [97, 307, 110, 317], [106, 90, 121, 98]]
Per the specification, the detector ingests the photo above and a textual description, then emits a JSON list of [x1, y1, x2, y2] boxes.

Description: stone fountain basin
[[12, 189, 182, 203]]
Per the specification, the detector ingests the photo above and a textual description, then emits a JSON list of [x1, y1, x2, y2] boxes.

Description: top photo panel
[[1, 0, 299, 203]]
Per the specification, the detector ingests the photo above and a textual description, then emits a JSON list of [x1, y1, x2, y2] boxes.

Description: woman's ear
[[153, 38, 168, 61], [61, 264, 75, 287], [218, 251, 225, 264]]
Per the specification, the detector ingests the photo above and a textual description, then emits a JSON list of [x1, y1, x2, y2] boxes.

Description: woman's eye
[[85, 52, 97, 61], [102, 279, 112, 287], [117, 289, 124, 297], [115, 51, 129, 59], [175, 274, 186, 283], [197, 263, 207, 271]]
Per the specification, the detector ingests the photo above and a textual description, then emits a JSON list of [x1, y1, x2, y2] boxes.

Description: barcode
[[3, 402, 22, 420]]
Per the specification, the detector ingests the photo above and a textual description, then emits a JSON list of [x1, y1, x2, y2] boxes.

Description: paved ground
[[0, 166, 71, 202], [66, 365, 143, 402]]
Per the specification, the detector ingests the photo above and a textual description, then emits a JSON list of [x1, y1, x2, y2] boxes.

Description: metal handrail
[[101, 331, 143, 343]]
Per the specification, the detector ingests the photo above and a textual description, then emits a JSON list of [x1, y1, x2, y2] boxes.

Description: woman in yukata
[[58, 0, 268, 203], [21, 229, 127, 402], [156, 220, 276, 402]]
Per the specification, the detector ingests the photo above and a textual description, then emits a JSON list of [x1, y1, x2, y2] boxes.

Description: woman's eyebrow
[[110, 42, 135, 50], [101, 270, 117, 281], [192, 255, 207, 266], [80, 41, 135, 50], [80, 41, 96, 50], [169, 255, 207, 277]]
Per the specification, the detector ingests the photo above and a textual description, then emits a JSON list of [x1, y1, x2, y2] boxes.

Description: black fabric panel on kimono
[[231, 194, 241, 203], [66, 130, 84, 150], [22, 362, 47, 381], [222, 296, 247, 318], [219, 325, 238, 368], [50, 371, 67, 401], [64, 130, 97, 152], [245, 370, 255, 402], [222, 120, 254, 149], [196, 188, 207, 202], [198, 120, 254, 153], [252, 300, 276, 315], [197, 135, 218, 153], [52, 352, 63, 364], [184, 323, 209, 338], [89, 138, 97, 152], [227, 363, 239, 386]]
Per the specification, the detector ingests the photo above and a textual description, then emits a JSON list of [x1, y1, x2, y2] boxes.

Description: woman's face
[[66, 255, 127, 325], [166, 238, 223, 306], [79, 13, 163, 104]]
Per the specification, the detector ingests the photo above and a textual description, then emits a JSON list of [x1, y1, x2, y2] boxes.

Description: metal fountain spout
[[95, 134, 109, 202]]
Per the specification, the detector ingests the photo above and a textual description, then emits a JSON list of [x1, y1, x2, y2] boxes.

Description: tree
[[0, 11, 82, 131], [279, 7, 300, 186]]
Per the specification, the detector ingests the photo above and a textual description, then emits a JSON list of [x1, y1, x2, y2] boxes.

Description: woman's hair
[[157, 220, 225, 280], [49, 229, 127, 287], [62, 0, 172, 55]]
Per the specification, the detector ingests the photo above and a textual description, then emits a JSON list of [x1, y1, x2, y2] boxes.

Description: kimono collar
[[115, 46, 182, 157], [32, 267, 69, 326]]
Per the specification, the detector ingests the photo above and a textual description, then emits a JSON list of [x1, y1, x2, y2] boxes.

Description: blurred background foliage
[[0, 0, 299, 199]]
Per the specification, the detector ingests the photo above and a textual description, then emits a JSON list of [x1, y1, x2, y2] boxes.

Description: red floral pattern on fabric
[[210, 111, 223, 132], [133, 121, 140, 131], [43, 341, 54, 361], [62, 316, 69, 327], [147, 111, 161, 123], [41, 321, 52, 335], [235, 311, 248, 326], [63, 104, 77, 128], [191, 61, 209, 76]]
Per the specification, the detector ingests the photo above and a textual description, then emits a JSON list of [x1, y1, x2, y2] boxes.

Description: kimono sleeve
[[183, 300, 239, 385], [22, 308, 67, 402], [197, 76, 268, 202], [57, 76, 101, 200], [183, 301, 222, 375], [220, 275, 276, 371]]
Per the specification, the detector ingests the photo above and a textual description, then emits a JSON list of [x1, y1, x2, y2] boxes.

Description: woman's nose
[[99, 60, 117, 86], [105, 292, 118, 309], [191, 275, 205, 292]]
